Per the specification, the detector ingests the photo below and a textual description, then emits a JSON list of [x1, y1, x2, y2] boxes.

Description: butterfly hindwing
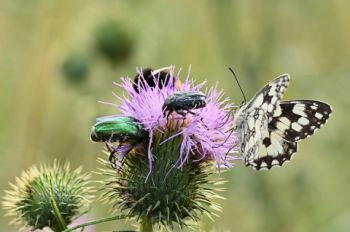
[[238, 108, 268, 167], [252, 133, 298, 170], [240, 110, 299, 170]]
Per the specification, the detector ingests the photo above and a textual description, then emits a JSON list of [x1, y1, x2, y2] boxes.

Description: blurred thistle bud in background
[[96, 66, 239, 231], [94, 21, 133, 63], [2, 161, 93, 232], [61, 53, 90, 84]]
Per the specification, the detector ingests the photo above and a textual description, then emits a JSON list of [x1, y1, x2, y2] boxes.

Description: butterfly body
[[233, 74, 332, 170]]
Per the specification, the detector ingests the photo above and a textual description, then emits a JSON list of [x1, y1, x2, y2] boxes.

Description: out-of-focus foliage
[[0, 0, 348, 231]]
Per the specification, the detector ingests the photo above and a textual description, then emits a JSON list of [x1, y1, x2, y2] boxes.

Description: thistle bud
[[3, 161, 93, 232]]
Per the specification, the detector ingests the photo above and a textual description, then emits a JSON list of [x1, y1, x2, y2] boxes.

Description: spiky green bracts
[[99, 132, 226, 230], [3, 161, 93, 232]]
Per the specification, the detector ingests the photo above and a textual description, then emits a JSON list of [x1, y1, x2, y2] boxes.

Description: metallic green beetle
[[91, 116, 148, 166], [91, 115, 148, 143]]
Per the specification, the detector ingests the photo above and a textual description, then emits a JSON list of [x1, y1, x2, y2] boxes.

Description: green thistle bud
[[2, 161, 93, 232], [98, 131, 225, 231], [61, 53, 90, 84], [95, 21, 133, 63]]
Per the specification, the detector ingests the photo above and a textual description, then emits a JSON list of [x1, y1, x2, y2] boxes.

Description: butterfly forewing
[[269, 100, 332, 142], [246, 74, 290, 118]]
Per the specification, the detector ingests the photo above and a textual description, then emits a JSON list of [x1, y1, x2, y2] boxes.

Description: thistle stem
[[49, 179, 67, 231], [62, 215, 128, 232], [140, 217, 153, 232]]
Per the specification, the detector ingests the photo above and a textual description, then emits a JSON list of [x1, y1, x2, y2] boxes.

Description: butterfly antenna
[[228, 67, 246, 104]]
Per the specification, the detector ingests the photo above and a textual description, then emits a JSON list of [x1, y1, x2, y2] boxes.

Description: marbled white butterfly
[[232, 73, 332, 170]]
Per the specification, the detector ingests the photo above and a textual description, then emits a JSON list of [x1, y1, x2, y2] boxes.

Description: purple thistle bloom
[[97, 66, 240, 228], [114, 66, 239, 175]]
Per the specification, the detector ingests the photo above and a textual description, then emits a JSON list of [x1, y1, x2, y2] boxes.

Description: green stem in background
[[140, 217, 153, 232], [62, 215, 128, 232], [49, 179, 67, 231]]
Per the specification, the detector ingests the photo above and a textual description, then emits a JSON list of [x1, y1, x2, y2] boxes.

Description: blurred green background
[[0, 0, 348, 231]]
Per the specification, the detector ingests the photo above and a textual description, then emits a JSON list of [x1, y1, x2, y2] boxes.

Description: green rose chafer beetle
[[91, 115, 149, 166]]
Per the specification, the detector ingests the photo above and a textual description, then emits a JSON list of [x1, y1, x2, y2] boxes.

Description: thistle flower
[[117, 66, 239, 172], [3, 161, 93, 232], [98, 66, 239, 230]]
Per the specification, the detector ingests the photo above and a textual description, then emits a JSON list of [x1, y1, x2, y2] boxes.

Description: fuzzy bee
[[133, 66, 180, 93]]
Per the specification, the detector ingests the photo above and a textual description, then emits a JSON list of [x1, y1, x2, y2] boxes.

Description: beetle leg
[[107, 131, 115, 144], [163, 108, 167, 118], [166, 109, 174, 120], [105, 142, 117, 168], [175, 109, 186, 117], [105, 142, 113, 152], [187, 110, 196, 115], [109, 153, 117, 168]]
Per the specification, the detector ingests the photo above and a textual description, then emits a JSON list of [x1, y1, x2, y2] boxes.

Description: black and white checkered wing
[[236, 108, 268, 166], [236, 74, 290, 168], [252, 100, 332, 170], [245, 74, 290, 119], [236, 74, 332, 170], [269, 100, 332, 142]]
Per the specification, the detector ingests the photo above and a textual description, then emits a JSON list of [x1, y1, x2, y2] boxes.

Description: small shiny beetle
[[91, 115, 148, 165], [162, 91, 207, 119]]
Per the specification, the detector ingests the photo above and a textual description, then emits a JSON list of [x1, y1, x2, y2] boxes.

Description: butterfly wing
[[252, 100, 332, 169], [237, 107, 298, 170], [236, 74, 291, 168], [246, 74, 290, 119], [237, 75, 332, 170], [251, 133, 298, 170], [269, 100, 332, 142], [237, 108, 268, 167]]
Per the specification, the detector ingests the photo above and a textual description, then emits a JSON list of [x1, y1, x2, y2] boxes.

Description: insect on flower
[[133, 66, 181, 93], [162, 91, 207, 119], [228, 68, 332, 170], [91, 115, 148, 166]]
